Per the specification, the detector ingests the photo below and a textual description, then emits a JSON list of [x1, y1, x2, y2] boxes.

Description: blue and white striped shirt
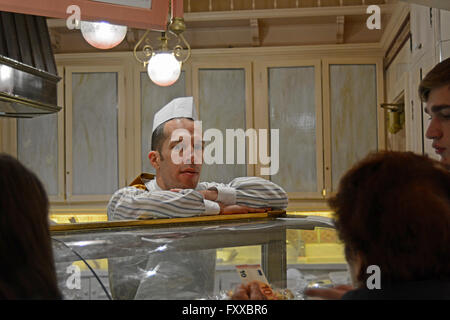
[[107, 176, 288, 220]]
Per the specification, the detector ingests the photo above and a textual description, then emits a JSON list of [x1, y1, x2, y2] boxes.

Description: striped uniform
[[107, 176, 288, 221]]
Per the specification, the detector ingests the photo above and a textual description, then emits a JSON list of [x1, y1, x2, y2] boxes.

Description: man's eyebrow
[[169, 136, 183, 145], [430, 105, 450, 113]]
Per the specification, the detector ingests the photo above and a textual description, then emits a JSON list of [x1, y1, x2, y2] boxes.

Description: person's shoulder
[[110, 185, 148, 198], [129, 184, 148, 191]]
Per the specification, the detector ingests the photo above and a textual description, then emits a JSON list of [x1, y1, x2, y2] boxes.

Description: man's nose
[[189, 148, 196, 163], [190, 146, 203, 165], [426, 118, 442, 140]]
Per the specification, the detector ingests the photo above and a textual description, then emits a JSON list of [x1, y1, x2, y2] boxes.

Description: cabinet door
[[384, 42, 411, 152], [440, 9, 450, 42], [411, 4, 434, 61], [254, 60, 323, 199], [65, 66, 126, 201], [16, 66, 64, 200], [323, 60, 382, 193], [17, 115, 59, 197], [192, 62, 252, 184], [440, 9, 450, 60]]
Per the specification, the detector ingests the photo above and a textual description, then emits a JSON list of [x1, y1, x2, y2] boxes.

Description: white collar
[[145, 178, 163, 191]]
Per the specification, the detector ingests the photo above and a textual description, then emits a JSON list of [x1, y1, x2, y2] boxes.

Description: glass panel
[[286, 227, 349, 294], [198, 68, 247, 184], [269, 66, 317, 193], [52, 217, 340, 300], [329, 64, 378, 191], [56, 259, 110, 300], [72, 72, 118, 195], [140, 71, 186, 174], [17, 114, 58, 196]]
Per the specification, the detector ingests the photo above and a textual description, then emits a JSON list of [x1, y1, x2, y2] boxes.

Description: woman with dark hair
[[327, 151, 450, 299], [233, 151, 450, 300], [0, 153, 61, 299]]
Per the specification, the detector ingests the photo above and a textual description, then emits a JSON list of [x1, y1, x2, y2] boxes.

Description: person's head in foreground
[[232, 151, 450, 300], [0, 153, 61, 299], [329, 151, 450, 299], [148, 97, 203, 190], [420, 57, 450, 168]]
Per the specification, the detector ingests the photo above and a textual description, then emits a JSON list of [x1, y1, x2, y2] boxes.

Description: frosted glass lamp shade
[[147, 52, 182, 87], [80, 21, 127, 49]]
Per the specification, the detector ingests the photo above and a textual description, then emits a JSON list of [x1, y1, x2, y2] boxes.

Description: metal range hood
[[0, 11, 61, 118]]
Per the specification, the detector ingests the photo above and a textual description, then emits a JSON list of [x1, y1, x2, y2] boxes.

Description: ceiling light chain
[[133, 0, 190, 87]]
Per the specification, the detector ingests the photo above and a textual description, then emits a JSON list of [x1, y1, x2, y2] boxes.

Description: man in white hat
[[106, 97, 288, 300], [107, 96, 288, 220]]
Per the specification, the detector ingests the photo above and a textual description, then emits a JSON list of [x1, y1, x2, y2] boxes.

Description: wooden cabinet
[[322, 60, 382, 194], [393, 4, 445, 159], [192, 63, 253, 183], [440, 10, 450, 41], [3, 49, 385, 211], [384, 42, 410, 152], [15, 66, 65, 201], [439, 9, 450, 60], [409, 50, 438, 161], [254, 60, 324, 199], [254, 58, 383, 204], [410, 4, 435, 62], [65, 66, 126, 202]]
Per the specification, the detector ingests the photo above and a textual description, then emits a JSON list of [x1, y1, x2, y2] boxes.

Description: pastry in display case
[[51, 212, 349, 300]]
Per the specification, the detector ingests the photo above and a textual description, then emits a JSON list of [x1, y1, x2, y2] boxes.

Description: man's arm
[[198, 176, 288, 209], [107, 186, 221, 221]]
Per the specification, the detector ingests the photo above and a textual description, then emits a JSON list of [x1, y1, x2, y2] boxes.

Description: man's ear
[[148, 151, 160, 170]]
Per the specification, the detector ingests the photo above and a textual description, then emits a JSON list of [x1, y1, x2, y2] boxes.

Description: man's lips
[[432, 144, 446, 154], [180, 168, 199, 175]]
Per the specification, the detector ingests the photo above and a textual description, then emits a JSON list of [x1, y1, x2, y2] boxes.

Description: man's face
[[151, 118, 203, 190], [425, 85, 450, 166]]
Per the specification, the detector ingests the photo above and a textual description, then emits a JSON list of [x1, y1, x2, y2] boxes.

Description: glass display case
[[50, 212, 349, 300]]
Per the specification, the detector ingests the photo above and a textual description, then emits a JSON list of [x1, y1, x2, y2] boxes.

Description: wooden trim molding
[[184, 4, 396, 22], [50, 210, 286, 232], [384, 15, 411, 70], [0, 0, 169, 30]]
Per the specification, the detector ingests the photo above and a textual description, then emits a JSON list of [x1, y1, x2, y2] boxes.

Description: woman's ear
[[148, 151, 160, 170]]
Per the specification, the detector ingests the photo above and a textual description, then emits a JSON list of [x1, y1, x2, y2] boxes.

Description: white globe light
[[80, 21, 127, 50], [147, 52, 182, 87]]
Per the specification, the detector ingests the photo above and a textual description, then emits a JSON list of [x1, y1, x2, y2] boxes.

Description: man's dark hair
[[329, 151, 450, 286], [150, 117, 195, 157], [419, 57, 450, 102], [151, 122, 166, 155]]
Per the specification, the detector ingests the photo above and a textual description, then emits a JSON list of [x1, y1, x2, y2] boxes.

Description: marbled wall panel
[[140, 71, 186, 174], [329, 64, 378, 191], [268, 66, 317, 193], [72, 72, 118, 195], [198, 69, 247, 184], [17, 114, 58, 195]]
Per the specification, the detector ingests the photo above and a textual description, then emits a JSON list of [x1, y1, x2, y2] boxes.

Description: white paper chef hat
[[152, 96, 198, 133]]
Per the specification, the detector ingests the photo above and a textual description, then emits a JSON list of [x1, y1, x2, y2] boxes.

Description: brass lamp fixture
[[133, 1, 190, 87], [381, 103, 405, 134]]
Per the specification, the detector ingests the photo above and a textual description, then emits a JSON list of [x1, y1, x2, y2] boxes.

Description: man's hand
[[231, 281, 267, 300], [198, 189, 218, 201], [170, 188, 270, 214], [303, 284, 354, 300], [219, 204, 271, 215]]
